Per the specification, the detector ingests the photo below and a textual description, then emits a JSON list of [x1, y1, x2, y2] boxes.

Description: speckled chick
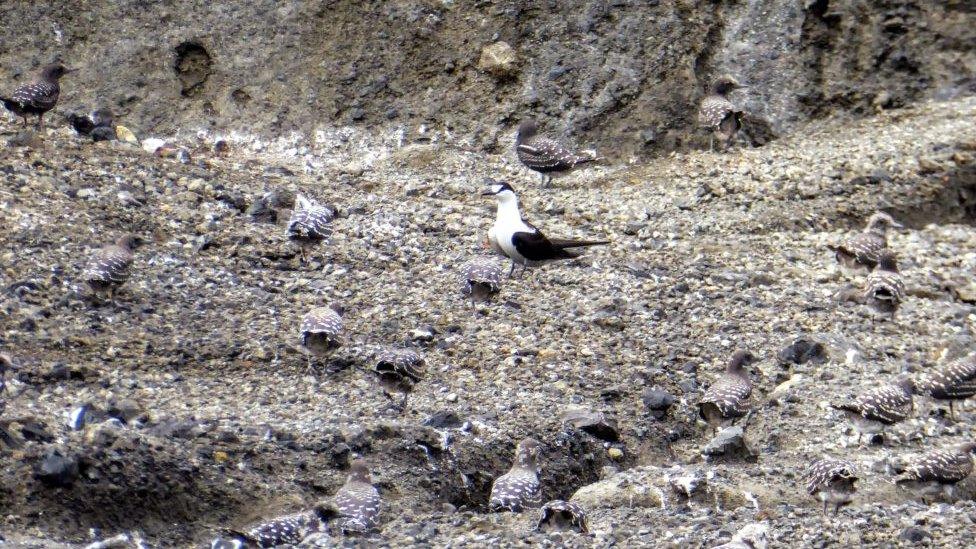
[[332, 459, 381, 534], [915, 354, 976, 420], [490, 437, 543, 512], [515, 119, 598, 186], [828, 212, 901, 271], [83, 235, 140, 302], [460, 256, 503, 304], [698, 75, 744, 151], [373, 347, 424, 410], [699, 350, 755, 431], [831, 378, 914, 443], [537, 500, 588, 533], [895, 443, 976, 503], [803, 458, 858, 515]]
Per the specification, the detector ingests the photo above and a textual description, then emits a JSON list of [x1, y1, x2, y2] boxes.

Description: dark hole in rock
[[891, 162, 976, 228], [231, 88, 251, 105], [174, 41, 213, 97]]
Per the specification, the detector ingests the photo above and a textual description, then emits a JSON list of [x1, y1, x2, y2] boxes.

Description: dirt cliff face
[[0, 1, 973, 156]]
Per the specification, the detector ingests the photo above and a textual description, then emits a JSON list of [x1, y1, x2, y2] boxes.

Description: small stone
[[107, 398, 144, 423], [702, 426, 755, 460], [607, 447, 623, 460], [90, 126, 117, 142], [561, 408, 620, 442], [425, 410, 463, 429], [641, 388, 675, 412], [777, 338, 827, 366], [115, 125, 139, 145], [213, 450, 229, 463], [898, 527, 931, 544], [36, 451, 79, 487], [477, 42, 516, 77], [410, 326, 436, 342]]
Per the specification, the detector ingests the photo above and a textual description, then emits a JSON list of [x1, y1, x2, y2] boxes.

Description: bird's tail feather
[[550, 238, 609, 249], [829, 403, 857, 414]]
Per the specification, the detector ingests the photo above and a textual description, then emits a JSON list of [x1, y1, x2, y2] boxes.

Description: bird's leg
[[400, 392, 409, 412], [36, 113, 43, 130], [305, 353, 316, 375], [949, 401, 955, 421], [508, 262, 516, 278], [709, 134, 714, 152], [822, 501, 828, 516], [539, 173, 546, 187], [833, 503, 841, 516]]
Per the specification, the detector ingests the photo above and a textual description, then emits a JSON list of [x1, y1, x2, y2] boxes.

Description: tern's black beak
[[481, 189, 496, 196]]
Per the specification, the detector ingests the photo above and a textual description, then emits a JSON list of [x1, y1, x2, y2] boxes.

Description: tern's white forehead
[[490, 184, 505, 194]]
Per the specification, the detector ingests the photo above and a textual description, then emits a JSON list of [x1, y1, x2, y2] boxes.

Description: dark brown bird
[[515, 119, 599, 187], [332, 459, 381, 534], [83, 235, 140, 303], [372, 347, 424, 411], [699, 350, 756, 432], [299, 306, 343, 372], [537, 500, 588, 533], [460, 256, 503, 304], [827, 212, 902, 272], [1, 63, 75, 129], [803, 458, 858, 515], [214, 505, 334, 548], [490, 437, 543, 512], [697, 75, 745, 151], [287, 193, 335, 263], [895, 443, 976, 503], [0, 354, 10, 396], [915, 354, 976, 420], [831, 377, 914, 444], [864, 250, 905, 315]]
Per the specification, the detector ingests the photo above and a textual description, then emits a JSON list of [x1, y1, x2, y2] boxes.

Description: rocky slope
[[0, 1, 973, 158], [0, 93, 975, 547]]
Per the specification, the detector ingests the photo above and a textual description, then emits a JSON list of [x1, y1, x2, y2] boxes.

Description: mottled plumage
[[915, 354, 976, 420], [287, 193, 335, 262], [83, 235, 140, 302], [537, 500, 587, 533], [373, 347, 424, 410], [515, 119, 598, 186], [895, 443, 976, 503], [300, 306, 343, 371], [214, 506, 333, 548], [699, 350, 755, 431], [828, 212, 901, 271], [333, 460, 381, 534], [1, 64, 74, 128], [831, 378, 914, 443], [697, 76, 744, 151], [490, 438, 543, 512], [803, 458, 858, 515], [460, 256, 503, 303], [864, 251, 905, 315]]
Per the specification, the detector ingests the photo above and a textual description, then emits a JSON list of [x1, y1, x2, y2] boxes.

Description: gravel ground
[[1, 96, 975, 547]]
